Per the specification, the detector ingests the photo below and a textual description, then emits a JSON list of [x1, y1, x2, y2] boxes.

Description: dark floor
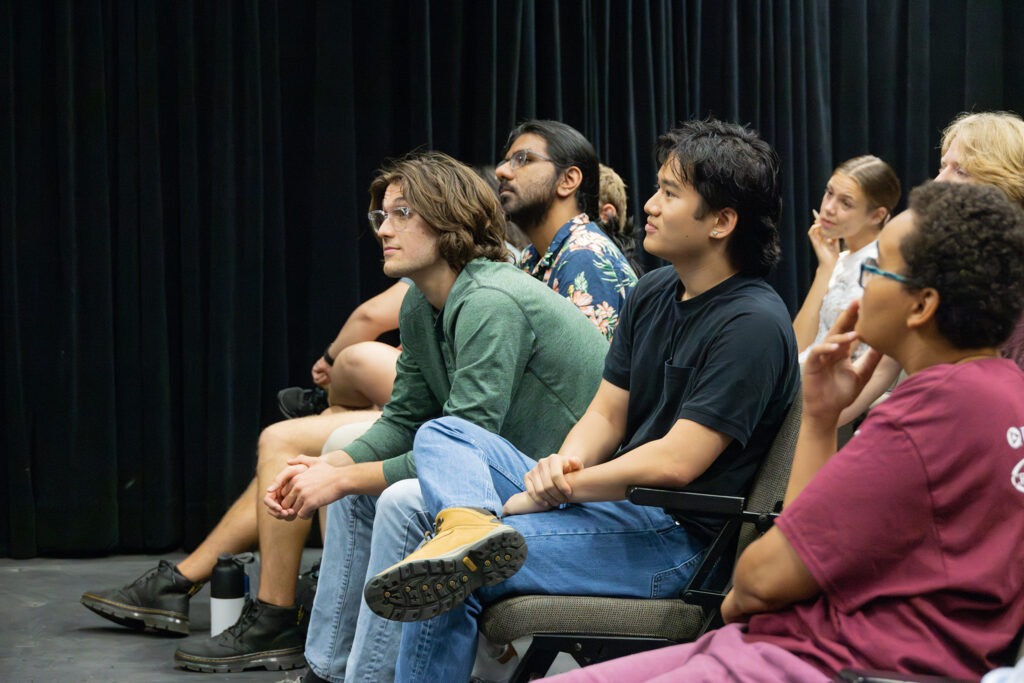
[[0, 552, 576, 682], [0, 551, 320, 683]]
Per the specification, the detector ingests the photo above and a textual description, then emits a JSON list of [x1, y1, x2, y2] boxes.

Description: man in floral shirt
[[496, 120, 637, 339]]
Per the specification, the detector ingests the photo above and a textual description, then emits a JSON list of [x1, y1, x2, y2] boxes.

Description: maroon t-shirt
[[744, 358, 1024, 678], [1002, 313, 1024, 371]]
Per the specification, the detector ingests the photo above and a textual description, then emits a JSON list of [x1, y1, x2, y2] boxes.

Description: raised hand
[[802, 300, 882, 425], [808, 210, 840, 271]]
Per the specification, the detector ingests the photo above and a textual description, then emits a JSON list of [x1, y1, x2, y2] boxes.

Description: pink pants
[[542, 623, 829, 683]]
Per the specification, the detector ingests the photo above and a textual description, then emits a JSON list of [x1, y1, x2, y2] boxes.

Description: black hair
[[655, 119, 782, 277], [903, 181, 1024, 349], [504, 120, 599, 220]]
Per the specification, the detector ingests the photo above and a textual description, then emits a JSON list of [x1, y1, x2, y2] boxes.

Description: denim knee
[[413, 415, 478, 450], [376, 479, 424, 519]]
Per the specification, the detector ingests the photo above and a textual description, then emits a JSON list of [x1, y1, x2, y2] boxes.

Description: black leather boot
[[173, 597, 306, 673], [80, 559, 204, 636]]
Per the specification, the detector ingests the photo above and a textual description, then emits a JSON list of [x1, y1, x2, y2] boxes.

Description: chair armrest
[[835, 669, 976, 683], [627, 487, 745, 516], [627, 486, 778, 533]]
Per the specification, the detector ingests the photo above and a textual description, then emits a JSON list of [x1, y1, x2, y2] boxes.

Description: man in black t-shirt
[[365, 119, 800, 682]]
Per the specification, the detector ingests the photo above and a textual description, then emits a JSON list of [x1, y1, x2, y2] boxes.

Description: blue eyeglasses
[[859, 257, 916, 288]]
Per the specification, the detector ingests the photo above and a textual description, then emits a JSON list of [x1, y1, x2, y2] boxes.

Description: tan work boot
[[363, 507, 527, 622]]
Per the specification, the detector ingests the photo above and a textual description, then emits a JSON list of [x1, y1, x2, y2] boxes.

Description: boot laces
[[221, 597, 260, 639], [423, 515, 445, 542]]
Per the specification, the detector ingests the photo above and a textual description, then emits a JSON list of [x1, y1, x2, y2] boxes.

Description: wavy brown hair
[[369, 152, 510, 272]]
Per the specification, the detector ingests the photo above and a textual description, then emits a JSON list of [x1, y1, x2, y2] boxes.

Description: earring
[[712, 231, 719, 237]]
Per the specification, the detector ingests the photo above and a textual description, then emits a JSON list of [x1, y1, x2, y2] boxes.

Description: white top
[[799, 240, 878, 364]]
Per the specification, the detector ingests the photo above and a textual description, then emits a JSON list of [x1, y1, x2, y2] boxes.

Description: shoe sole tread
[[80, 594, 189, 635], [173, 647, 305, 673], [364, 527, 526, 622]]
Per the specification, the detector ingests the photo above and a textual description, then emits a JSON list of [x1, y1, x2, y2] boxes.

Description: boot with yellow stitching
[[364, 507, 526, 622], [80, 560, 205, 635]]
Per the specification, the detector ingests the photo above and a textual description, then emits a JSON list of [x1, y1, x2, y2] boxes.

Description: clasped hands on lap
[[261, 445, 585, 521], [256, 304, 881, 527], [264, 450, 356, 521]]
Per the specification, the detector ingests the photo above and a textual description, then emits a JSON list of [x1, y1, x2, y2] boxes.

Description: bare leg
[[255, 409, 380, 607], [175, 478, 261, 582], [328, 341, 400, 408]]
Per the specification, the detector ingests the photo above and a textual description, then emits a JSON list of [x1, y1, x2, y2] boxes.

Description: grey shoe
[[81, 560, 204, 636], [173, 597, 306, 673], [277, 386, 329, 419]]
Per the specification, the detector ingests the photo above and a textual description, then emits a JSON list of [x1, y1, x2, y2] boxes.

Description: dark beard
[[504, 178, 560, 233]]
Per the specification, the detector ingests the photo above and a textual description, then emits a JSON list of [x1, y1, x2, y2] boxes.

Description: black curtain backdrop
[[3, 0, 1022, 557]]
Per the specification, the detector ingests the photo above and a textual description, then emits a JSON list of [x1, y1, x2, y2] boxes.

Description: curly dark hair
[[903, 181, 1024, 349], [655, 118, 782, 277], [369, 152, 510, 272]]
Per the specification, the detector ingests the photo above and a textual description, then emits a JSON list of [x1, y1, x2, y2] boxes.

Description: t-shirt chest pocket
[[663, 361, 695, 398]]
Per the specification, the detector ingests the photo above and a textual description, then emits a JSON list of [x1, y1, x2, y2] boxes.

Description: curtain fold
[[3, 0, 1022, 557]]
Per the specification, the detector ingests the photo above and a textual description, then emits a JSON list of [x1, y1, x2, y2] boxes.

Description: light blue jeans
[[304, 482, 432, 682], [304, 423, 432, 682], [395, 416, 707, 682]]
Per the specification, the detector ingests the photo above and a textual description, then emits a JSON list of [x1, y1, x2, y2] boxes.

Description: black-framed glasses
[[368, 206, 413, 235], [859, 257, 914, 288], [495, 149, 554, 171]]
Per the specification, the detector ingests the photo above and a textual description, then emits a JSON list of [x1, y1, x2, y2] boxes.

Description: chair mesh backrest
[[736, 393, 802, 554]]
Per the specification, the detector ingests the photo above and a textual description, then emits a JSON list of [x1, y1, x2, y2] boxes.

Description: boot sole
[[173, 646, 305, 673], [80, 593, 190, 636], [364, 526, 526, 622]]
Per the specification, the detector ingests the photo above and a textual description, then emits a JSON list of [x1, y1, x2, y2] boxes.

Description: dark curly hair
[[902, 181, 1024, 349], [369, 152, 510, 272], [655, 118, 782, 277]]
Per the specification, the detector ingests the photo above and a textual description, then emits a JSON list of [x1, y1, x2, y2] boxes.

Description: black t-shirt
[[604, 266, 799, 535]]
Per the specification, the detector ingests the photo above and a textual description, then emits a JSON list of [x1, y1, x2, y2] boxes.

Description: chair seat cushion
[[480, 595, 705, 644]]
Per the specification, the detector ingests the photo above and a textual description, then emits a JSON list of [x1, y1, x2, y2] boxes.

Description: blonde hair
[[598, 164, 629, 232], [941, 111, 1024, 207], [834, 155, 901, 224]]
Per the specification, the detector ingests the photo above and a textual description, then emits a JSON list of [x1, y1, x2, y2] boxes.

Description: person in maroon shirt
[[544, 182, 1024, 682]]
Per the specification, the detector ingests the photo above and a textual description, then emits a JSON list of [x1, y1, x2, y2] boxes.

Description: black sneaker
[[277, 386, 329, 419], [80, 560, 204, 636], [300, 667, 330, 683], [173, 597, 306, 673]]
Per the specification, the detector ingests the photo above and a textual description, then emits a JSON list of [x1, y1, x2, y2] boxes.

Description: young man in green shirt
[[174, 151, 610, 676]]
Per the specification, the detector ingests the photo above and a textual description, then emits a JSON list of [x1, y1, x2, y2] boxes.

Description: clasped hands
[[502, 452, 584, 517], [264, 454, 340, 521]]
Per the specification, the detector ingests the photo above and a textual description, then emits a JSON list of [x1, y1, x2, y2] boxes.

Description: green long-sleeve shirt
[[345, 258, 609, 483]]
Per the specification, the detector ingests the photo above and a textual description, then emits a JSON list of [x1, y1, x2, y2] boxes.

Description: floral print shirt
[[519, 214, 638, 340]]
